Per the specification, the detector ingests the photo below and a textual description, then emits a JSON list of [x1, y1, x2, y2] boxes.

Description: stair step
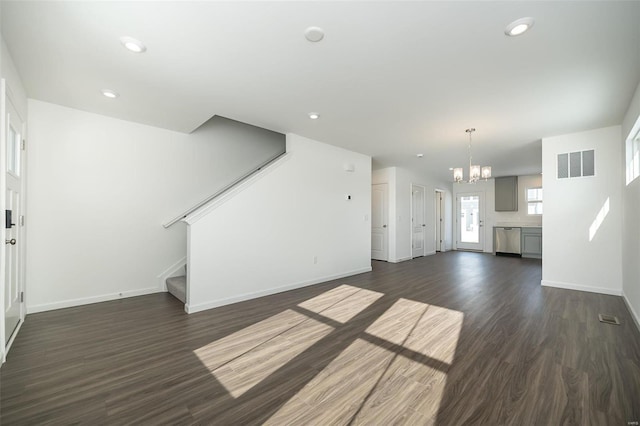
[[166, 275, 186, 303]]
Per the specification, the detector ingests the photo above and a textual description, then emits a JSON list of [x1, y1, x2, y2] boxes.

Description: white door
[[435, 191, 444, 251], [456, 192, 484, 251], [4, 96, 24, 345], [371, 183, 388, 261], [411, 185, 426, 258]]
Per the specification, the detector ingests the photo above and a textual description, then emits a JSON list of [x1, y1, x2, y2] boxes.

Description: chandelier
[[453, 128, 491, 183]]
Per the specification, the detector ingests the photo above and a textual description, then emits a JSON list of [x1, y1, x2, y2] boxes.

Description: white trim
[[425, 250, 437, 256], [184, 153, 291, 225], [27, 287, 162, 314], [541, 280, 622, 296], [157, 257, 187, 291], [622, 291, 640, 333], [2, 318, 24, 364], [0, 78, 6, 364], [185, 266, 372, 314], [388, 256, 412, 264]]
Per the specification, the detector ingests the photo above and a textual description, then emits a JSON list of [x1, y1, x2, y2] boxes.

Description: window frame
[[627, 119, 640, 185], [526, 187, 543, 216]]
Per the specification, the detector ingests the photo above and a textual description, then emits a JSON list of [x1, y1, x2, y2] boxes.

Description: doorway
[[411, 184, 426, 258], [371, 183, 388, 261], [456, 192, 484, 251]]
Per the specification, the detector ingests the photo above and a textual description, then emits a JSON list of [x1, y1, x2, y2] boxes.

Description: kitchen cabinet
[[521, 227, 542, 258], [495, 176, 518, 211]]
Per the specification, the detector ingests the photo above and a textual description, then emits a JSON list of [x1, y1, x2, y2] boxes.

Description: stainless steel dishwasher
[[494, 227, 522, 256]]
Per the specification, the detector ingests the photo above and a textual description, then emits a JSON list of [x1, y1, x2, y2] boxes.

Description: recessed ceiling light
[[304, 27, 325, 42], [504, 17, 535, 37], [308, 112, 320, 120], [120, 36, 147, 53], [417, 153, 424, 158], [101, 89, 119, 99]]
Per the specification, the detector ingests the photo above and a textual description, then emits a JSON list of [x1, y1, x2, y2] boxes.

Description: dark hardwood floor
[[1, 251, 639, 425]]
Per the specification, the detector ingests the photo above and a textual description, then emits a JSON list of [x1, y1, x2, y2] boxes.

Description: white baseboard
[[425, 250, 436, 256], [157, 257, 187, 291], [541, 280, 622, 296], [389, 256, 411, 264], [27, 287, 162, 314], [622, 291, 640, 333], [185, 266, 373, 314]]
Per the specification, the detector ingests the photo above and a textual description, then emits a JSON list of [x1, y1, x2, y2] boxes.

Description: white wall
[[622, 81, 640, 328], [372, 166, 453, 263], [453, 175, 542, 253], [1, 38, 27, 119], [541, 126, 623, 295], [394, 167, 453, 260], [186, 134, 372, 313], [25, 100, 283, 312]]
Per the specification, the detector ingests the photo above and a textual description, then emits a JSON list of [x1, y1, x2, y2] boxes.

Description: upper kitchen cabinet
[[495, 176, 518, 211]]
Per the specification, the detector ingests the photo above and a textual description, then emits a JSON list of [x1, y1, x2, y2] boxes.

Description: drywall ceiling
[[2, 1, 639, 184]]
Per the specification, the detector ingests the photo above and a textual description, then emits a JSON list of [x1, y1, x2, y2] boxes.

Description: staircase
[[161, 116, 286, 310], [166, 275, 186, 303]]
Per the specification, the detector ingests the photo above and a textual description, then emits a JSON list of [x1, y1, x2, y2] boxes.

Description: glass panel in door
[[457, 193, 484, 251]]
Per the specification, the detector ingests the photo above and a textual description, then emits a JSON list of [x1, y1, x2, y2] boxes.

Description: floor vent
[[598, 314, 620, 325]]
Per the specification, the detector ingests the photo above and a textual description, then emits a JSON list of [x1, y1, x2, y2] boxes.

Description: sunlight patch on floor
[[212, 317, 333, 397], [264, 338, 396, 425], [266, 299, 464, 424], [195, 283, 463, 419], [365, 298, 429, 345], [195, 284, 382, 398], [300, 285, 384, 323], [403, 305, 464, 365], [193, 309, 309, 372]]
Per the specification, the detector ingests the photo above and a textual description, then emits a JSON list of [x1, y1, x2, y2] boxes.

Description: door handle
[[383, 225, 387, 228], [5, 239, 16, 245], [422, 224, 426, 227]]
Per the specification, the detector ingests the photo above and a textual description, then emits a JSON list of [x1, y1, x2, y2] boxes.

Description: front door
[[371, 184, 388, 261], [457, 192, 484, 251], [4, 95, 24, 345], [411, 184, 425, 258]]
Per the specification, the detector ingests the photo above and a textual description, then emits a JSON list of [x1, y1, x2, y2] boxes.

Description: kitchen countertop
[[494, 223, 542, 228]]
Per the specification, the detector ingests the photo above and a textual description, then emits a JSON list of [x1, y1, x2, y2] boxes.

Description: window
[[627, 121, 640, 185], [526, 187, 542, 215], [7, 124, 20, 176]]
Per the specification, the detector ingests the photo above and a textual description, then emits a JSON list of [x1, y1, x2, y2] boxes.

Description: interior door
[[435, 190, 443, 252], [371, 184, 388, 261], [411, 185, 425, 258], [456, 192, 484, 251], [4, 97, 24, 344]]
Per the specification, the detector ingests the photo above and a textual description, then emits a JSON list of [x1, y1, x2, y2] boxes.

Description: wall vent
[[557, 149, 595, 179]]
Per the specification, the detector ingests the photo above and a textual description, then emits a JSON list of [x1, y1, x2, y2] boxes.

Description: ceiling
[[2, 1, 639, 184]]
